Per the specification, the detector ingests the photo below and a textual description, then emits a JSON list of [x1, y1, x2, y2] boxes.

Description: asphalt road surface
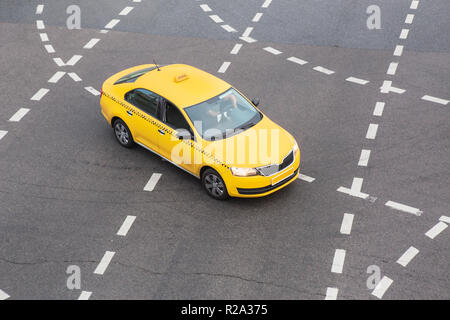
[[0, 0, 449, 300]]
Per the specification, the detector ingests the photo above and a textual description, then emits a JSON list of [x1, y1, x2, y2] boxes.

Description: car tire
[[202, 168, 229, 200], [113, 118, 134, 148]]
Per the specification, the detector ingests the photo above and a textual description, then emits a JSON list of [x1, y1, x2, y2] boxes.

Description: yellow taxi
[[100, 64, 300, 199]]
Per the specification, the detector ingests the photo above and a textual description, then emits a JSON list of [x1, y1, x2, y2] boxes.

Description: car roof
[[135, 64, 231, 108]]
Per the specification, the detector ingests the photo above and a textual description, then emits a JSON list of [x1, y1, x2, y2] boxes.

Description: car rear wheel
[[113, 119, 134, 148], [202, 168, 229, 200]]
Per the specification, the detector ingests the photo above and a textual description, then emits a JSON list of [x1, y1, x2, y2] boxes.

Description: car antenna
[[153, 59, 161, 71]]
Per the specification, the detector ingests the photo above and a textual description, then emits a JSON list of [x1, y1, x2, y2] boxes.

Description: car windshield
[[184, 88, 263, 141]]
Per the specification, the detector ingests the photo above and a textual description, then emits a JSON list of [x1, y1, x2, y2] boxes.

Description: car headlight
[[293, 142, 299, 153], [230, 167, 260, 177]]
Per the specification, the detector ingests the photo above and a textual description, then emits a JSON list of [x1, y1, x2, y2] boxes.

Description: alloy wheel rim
[[205, 174, 224, 197], [115, 123, 129, 144]]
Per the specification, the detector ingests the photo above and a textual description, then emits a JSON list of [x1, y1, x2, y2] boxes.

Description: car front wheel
[[202, 168, 229, 200]]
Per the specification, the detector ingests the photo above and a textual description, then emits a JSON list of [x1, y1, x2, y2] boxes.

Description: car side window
[[164, 101, 191, 131], [125, 89, 159, 117]]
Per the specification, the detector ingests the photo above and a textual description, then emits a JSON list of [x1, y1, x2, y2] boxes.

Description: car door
[[157, 99, 198, 176], [124, 88, 161, 151]]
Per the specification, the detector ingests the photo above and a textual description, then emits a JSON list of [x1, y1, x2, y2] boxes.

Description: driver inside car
[[207, 92, 238, 121]]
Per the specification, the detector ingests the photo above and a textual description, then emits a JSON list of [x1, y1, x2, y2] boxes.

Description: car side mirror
[[251, 98, 260, 107], [176, 129, 193, 141]]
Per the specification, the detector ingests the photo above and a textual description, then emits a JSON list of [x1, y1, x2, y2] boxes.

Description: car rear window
[[114, 67, 157, 85]]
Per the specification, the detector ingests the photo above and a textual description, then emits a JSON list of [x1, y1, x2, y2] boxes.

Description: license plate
[[271, 167, 294, 186]]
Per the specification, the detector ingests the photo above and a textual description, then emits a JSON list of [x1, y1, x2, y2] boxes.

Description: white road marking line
[[287, 56, 308, 65], [105, 19, 120, 29], [346, 77, 369, 85], [387, 62, 399, 75], [252, 12, 263, 22], [68, 72, 82, 82], [340, 213, 354, 235], [84, 87, 100, 96], [351, 178, 363, 193], [94, 251, 115, 275], [405, 14, 415, 24], [144, 173, 163, 191], [358, 149, 371, 167], [385, 201, 422, 216], [397, 246, 419, 267], [221, 24, 237, 32], [53, 57, 65, 67], [325, 287, 338, 300], [133, 0, 142, 2], [218, 61, 231, 73], [39, 33, 48, 42], [209, 15, 223, 23], [100, 29, 109, 34], [83, 38, 100, 49], [239, 36, 257, 43], [262, 0, 273, 8], [9, 108, 30, 122], [30, 88, 49, 101], [230, 44, 242, 55], [78, 291, 92, 300], [44, 44, 55, 53], [331, 249, 346, 274], [366, 123, 378, 140], [410, 0, 419, 10], [313, 66, 334, 75], [117, 215, 137, 236], [36, 20, 45, 29], [200, 4, 212, 12], [119, 6, 134, 16], [380, 80, 405, 94], [0, 131, 8, 141], [48, 71, 66, 83], [399, 29, 409, 39], [421, 95, 449, 106], [66, 55, 83, 66], [242, 27, 253, 38], [36, 4, 44, 15], [263, 47, 282, 55], [298, 174, 315, 183], [372, 276, 393, 299], [0, 289, 10, 300], [337, 177, 370, 199], [425, 222, 448, 239], [373, 102, 385, 116], [439, 216, 450, 224], [393, 45, 404, 57]]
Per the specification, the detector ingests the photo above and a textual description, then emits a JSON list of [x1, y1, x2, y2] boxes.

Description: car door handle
[[158, 129, 165, 135], [126, 110, 133, 116]]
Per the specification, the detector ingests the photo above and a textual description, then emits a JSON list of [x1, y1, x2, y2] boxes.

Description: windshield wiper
[[238, 122, 255, 130]]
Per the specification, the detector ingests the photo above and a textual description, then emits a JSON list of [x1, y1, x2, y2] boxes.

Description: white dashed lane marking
[[387, 62, 399, 75], [385, 201, 422, 216], [30, 88, 49, 101], [425, 222, 448, 239], [66, 55, 83, 66], [44, 44, 55, 53], [393, 45, 404, 57], [397, 246, 419, 267], [372, 276, 393, 299], [337, 177, 370, 199], [421, 95, 449, 106], [340, 213, 354, 235], [9, 108, 30, 122], [365, 123, 378, 140], [346, 77, 369, 85], [313, 66, 334, 75], [298, 174, 315, 183], [53, 58, 65, 67], [0, 289, 10, 300], [119, 6, 134, 16], [410, 0, 419, 10], [252, 12, 263, 22], [399, 29, 409, 39], [242, 27, 253, 38], [373, 102, 385, 116], [240, 36, 257, 43], [263, 47, 282, 55], [439, 216, 450, 224], [358, 149, 371, 167], [0, 131, 8, 141], [94, 251, 115, 275], [230, 44, 242, 55], [209, 15, 223, 23], [48, 71, 66, 83], [83, 38, 100, 49], [262, 0, 273, 8], [380, 80, 406, 94], [405, 14, 415, 24], [218, 61, 231, 73], [287, 56, 308, 65], [105, 19, 120, 29], [200, 4, 212, 12], [68, 72, 82, 82], [117, 215, 137, 236], [144, 173, 162, 191], [36, 20, 45, 29], [84, 87, 101, 96], [221, 24, 237, 32], [325, 287, 338, 300], [331, 249, 346, 274], [78, 291, 92, 300], [36, 4, 44, 15], [39, 33, 48, 42]]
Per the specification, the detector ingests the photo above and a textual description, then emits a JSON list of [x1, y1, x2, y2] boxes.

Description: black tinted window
[[125, 89, 159, 116], [165, 102, 190, 131]]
